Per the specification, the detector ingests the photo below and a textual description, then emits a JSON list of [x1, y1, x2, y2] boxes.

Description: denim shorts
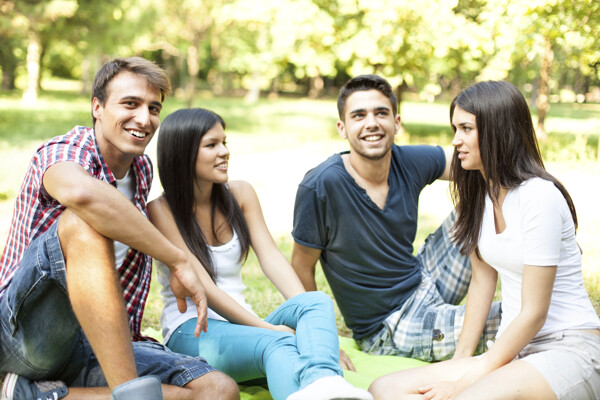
[[519, 330, 600, 400], [0, 219, 215, 387]]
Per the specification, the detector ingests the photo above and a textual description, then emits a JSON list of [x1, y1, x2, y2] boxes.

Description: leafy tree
[[149, 0, 229, 105], [323, 0, 459, 110], [212, 0, 336, 100], [0, 1, 23, 90], [517, 0, 600, 138], [10, 0, 78, 103], [438, 0, 517, 96]]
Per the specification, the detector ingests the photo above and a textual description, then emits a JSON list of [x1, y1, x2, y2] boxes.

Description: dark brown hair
[[337, 74, 398, 120], [157, 108, 250, 280], [91, 57, 171, 125], [450, 81, 577, 256]]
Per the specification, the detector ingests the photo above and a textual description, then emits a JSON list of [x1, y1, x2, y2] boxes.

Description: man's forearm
[[45, 163, 186, 266], [75, 190, 187, 266]]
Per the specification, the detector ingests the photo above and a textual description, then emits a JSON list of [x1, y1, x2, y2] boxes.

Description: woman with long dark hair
[[148, 108, 372, 400], [368, 81, 600, 400]]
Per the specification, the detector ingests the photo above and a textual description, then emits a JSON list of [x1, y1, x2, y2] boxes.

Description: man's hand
[[169, 259, 208, 337], [339, 349, 356, 372]]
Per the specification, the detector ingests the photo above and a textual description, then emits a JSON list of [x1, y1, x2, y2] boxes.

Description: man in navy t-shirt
[[292, 75, 501, 364]]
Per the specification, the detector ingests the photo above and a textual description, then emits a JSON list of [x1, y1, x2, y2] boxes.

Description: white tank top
[[157, 230, 257, 343], [114, 169, 135, 268]]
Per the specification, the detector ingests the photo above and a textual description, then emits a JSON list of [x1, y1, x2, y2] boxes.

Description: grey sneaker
[[0, 373, 67, 400]]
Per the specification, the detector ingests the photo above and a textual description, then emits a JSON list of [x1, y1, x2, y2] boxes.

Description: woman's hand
[[272, 324, 296, 334], [418, 381, 460, 400]]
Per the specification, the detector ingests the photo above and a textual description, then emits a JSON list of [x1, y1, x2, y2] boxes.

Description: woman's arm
[[229, 180, 305, 299], [148, 196, 289, 331], [465, 264, 556, 378], [423, 264, 556, 399], [452, 252, 498, 359]]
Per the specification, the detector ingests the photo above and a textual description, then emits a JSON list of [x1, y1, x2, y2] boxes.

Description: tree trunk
[[0, 36, 17, 91], [395, 84, 407, 140], [1, 55, 16, 90], [268, 75, 279, 100], [186, 44, 199, 108], [207, 35, 223, 96], [535, 37, 553, 141], [308, 75, 324, 98], [80, 55, 92, 96], [207, 69, 223, 96], [244, 70, 261, 103], [23, 28, 41, 104], [2, 68, 15, 90], [37, 41, 47, 91]]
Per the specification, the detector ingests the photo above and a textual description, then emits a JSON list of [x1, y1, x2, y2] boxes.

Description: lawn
[[1, 89, 599, 341]]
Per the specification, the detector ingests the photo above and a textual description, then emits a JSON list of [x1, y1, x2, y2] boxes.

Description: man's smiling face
[[92, 70, 162, 177], [336, 89, 400, 161]]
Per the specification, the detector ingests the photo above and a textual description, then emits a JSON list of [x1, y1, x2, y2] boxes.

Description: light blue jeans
[[167, 291, 343, 400]]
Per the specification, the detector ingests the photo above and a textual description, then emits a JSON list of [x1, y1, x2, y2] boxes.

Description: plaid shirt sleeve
[[0, 127, 97, 285]]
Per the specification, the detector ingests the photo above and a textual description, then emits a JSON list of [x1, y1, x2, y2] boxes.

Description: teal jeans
[[167, 291, 343, 400]]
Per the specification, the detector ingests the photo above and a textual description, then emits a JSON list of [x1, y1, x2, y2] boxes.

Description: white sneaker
[[287, 375, 373, 400]]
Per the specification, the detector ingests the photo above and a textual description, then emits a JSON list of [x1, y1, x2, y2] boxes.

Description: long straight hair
[[157, 108, 250, 280], [449, 81, 577, 256]]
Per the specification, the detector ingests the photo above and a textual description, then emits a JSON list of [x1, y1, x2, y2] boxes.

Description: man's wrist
[[165, 248, 188, 271]]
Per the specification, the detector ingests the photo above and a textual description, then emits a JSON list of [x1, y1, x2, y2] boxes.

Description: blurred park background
[[1, 0, 600, 338]]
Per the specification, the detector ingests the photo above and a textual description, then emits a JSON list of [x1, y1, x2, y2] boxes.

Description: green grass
[[1, 88, 599, 341]]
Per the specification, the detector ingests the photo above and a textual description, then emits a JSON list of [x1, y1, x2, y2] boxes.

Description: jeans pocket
[[5, 267, 48, 335], [5, 275, 79, 375]]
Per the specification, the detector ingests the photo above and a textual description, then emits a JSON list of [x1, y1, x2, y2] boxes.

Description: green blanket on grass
[[239, 336, 428, 400]]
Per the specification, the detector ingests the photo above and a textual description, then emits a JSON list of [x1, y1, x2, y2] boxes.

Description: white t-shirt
[[114, 170, 135, 268], [478, 177, 600, 338], [157, 230, 257, 343]]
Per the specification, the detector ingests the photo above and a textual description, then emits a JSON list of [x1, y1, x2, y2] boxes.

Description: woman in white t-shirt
[[148, 108, 372, 400], [369, 81, 600, 400]]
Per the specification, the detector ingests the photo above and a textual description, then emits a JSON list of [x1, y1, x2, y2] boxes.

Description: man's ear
[[92, 97, 102, 120], [336, 120, 347, 139], [394, 114, 402, 136]]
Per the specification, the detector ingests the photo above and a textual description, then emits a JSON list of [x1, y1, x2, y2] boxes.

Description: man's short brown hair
[[91, 57, 171, 125]]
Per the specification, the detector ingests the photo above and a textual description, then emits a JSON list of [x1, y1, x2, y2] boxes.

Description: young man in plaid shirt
[[0, 57, 238, 400], [291, 75, 502, 367]]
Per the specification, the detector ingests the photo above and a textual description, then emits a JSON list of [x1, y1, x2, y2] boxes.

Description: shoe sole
[[1, 373, 18, 400]]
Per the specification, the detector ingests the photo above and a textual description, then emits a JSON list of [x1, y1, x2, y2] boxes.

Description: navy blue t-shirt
[[292, 144, 445, 339]]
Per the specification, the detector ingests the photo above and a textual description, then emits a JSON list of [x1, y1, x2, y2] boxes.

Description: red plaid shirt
[[0, 126, 153, 341]]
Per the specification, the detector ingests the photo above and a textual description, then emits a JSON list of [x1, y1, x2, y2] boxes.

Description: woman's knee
[[300, 290, 334, 310], [368, 375, 400, 400]]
